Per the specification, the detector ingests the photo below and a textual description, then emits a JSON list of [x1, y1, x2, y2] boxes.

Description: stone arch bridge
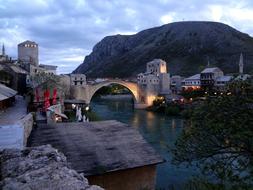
[[70, 79, 156, 109]]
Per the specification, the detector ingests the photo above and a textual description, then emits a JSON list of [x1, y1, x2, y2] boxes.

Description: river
[[91, 97, 198, 189]]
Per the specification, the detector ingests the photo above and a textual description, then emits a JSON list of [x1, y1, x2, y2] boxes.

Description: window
[[74, 81, 77, 85]]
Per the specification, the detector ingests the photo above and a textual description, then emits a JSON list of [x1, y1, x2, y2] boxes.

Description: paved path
[[0, 95, 27, 150], [0, 95, 27, 125]]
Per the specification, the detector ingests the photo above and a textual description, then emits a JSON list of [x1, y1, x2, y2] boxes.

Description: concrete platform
[[28, 120, 163, 176]]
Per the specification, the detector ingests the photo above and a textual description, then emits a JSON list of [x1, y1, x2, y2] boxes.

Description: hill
[[73, 21, 253, 77]]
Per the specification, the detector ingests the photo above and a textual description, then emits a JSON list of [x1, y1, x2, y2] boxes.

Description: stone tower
[[239, 53, 244, 74], [18, 40, 39, 66]]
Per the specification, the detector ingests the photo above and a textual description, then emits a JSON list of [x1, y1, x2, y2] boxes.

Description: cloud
[[160, 14, 175, 24], [0, 0, 253, 74]]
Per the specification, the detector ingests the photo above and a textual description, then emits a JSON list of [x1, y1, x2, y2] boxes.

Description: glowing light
[[85, 106, 89, 111], [72, 104, 76, 109], [55, 117, 60, 122], [147, 95, 156, 106]]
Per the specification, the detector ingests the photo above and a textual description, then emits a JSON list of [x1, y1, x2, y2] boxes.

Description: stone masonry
[[0, 145, 103, 190]]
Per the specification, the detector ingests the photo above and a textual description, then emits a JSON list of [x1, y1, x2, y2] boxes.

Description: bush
[[173, 80, 253, 187], [165, 105, 181, 116], [85, 111, 100, 121]]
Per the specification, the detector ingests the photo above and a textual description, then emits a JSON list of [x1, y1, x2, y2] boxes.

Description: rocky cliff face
[[0, 145, 103, 190], [73, 21, 253, 77]]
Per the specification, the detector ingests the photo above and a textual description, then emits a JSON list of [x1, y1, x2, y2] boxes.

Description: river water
[[91, 97, 198, 189]]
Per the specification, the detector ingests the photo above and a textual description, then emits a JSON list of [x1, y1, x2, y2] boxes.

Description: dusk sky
[[1, 0, 253, 74]]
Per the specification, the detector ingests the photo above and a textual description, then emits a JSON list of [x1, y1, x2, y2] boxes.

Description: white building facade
[[137, 59, 171, 105], [182, 74, 201, 90]]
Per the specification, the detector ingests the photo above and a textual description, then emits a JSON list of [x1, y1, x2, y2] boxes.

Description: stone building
[[182, 74, 201, 90], [137, 59, 170, 105], [29, 120, 163, 190], [0, 43, 28, 94], [39, 64, 58, 75], [0, 62, 28, 95], [200, 67, 224, 90], [18, 40, 39, 66], [0, 83, 17, 110], [18, 40, 57, 76], [214, 75, 233, 91], [170, 75, 184, 94], [70, 74, 87, 86]]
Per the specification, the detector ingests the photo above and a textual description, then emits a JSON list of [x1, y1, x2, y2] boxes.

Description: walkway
[[0, 95, 27, 125], [0, 95, 27, 150]]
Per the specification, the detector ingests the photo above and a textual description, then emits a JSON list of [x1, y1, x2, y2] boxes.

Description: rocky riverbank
[[0, 145, 103, 190]]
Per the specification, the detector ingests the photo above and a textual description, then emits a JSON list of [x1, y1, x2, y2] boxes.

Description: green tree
[[173, 79, 253, 188]]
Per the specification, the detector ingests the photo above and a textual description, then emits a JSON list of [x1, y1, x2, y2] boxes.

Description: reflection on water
[[91, 97, 198, 189]]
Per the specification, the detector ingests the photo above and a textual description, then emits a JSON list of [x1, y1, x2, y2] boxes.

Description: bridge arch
[[87, 80, 140, 104]]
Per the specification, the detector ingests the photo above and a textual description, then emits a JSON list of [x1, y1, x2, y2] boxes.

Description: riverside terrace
[[28, 120, 164, 190]]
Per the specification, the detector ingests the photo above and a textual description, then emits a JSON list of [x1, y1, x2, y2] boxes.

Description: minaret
[[239, 53, 243, 74], [2, 43, 5, 56], [206, 56, 210, 68]]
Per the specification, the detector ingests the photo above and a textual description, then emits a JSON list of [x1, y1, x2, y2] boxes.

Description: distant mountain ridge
[[73, 21, 253, 77]]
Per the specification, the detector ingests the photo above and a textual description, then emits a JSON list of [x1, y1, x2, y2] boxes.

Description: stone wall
[[87, 165, 157, 190], [0, 145, 103, 190], [0, 113, 34, 151], [70, 85, 89, 101], [18, 113, 34, 147]]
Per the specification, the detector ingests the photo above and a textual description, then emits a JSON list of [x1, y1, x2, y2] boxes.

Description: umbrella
[[44, 90, 50, 111], [52, 88, 57, 105]]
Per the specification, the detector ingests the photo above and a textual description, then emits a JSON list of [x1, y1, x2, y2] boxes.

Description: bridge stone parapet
[[70, 79, 157, 109]]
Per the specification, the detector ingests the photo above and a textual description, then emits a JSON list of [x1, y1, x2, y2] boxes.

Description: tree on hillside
[[173, 79, 253, 188]]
